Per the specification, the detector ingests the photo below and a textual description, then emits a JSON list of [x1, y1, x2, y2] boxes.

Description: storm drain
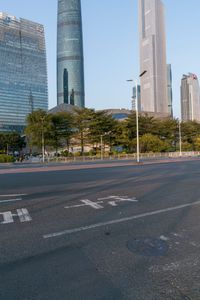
[[127, 237, 168, 257]]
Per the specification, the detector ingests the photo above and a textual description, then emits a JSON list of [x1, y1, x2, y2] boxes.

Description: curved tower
[[57, 0, 85, 107]]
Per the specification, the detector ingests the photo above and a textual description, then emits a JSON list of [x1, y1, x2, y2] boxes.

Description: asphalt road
[[1, 160, 200, 299]]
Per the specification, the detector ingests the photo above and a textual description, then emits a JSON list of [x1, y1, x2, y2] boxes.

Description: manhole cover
[[127, 237, 168, 257]]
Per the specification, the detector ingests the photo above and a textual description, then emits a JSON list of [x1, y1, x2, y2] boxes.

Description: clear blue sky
[[1, 0, 200, 118]]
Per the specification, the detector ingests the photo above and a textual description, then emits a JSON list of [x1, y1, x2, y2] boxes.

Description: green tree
[[138, 134, 169, 153], [156, 118, 179, 151], [0, 132, 25, 154], [181, 121, 200, 150], [25, 110, 51, 152], [73, 108, 94, 155], [49, 112, 74, 154], [88, 111, 118, 152]]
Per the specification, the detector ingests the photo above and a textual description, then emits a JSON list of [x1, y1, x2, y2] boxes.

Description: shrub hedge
[[0, 154, 14, 163]]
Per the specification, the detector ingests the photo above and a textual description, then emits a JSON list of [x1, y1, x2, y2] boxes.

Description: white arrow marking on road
[[65, 196, 138, 210], [98, 196, 138, 202], [0, 208, 32, 224], [65, 199, 104, 210], [97, 196, 138, 207], [81, 199, 104, 209]]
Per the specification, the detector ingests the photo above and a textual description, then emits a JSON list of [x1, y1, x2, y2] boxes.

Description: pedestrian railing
[[44, 151, 200, 163]]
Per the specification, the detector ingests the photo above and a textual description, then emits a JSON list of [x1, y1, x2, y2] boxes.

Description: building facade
[[138, 0, 168, 114], [167, 64, 173, 117], [181, 73, 200, 122], [0, 13, 48, 132], [132, 85, 141, 111], [57, 0, 85, 108]]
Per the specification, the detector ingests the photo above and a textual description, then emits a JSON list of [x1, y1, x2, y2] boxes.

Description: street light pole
[[135, 79, 140, 163], [179, 119, 182, 157], [41, 116, 45, 163], [127, 70, 147, 164], [100, 134, 103, 160]]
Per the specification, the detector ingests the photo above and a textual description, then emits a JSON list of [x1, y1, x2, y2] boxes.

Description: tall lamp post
[[41, 116, 45, 163], [127, 70, 147, 163], [100, 134, 103, 160], [179, 119, 182, 157]]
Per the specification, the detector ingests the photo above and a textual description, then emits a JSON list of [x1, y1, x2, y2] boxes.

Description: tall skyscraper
[[0, 13, 48, 133], [138, 0, 168, 114], [132, 85, 141, 111], [181, 73, 200, 122], [167, 64, 173, 117], [57, 0, 85, 108]]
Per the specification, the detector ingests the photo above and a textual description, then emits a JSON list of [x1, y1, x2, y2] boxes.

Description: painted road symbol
[[0, 208, 32, 224], [65, 195, 138, 210]]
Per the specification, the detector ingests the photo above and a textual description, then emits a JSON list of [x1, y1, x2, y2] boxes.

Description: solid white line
[[43, 199, 200, 239], [0, 194, 27, 197], [0, 198, 22, 204]]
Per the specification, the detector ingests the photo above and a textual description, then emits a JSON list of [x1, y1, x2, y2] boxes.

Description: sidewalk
[[0, 156, 199, 175]]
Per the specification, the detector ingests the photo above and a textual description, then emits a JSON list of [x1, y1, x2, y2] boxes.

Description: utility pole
[[127, 70, 147, 163], [100, 135, 103, 160], [179, 120, 182, 157]]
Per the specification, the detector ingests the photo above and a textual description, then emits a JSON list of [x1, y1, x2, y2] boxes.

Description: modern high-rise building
[[138, 0, 168, 114], [57, 0, 85, 108], [181, 73, 200, 122], [167, 64, 173, 117], [0, 13, 48, 133]]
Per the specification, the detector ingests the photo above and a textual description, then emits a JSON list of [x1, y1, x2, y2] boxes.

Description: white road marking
[[0, 194, 27, 197], [0, 208, 32, 224], [0, 212, 14, 224], [98, 196, 138, 202], [81, 199, 104, 209], [43, 200, 200, 239], [97, 196, 138, 207], [16, 209, 32, 222], [0, 198, 22, 204], [65, 195, 138, 210], [160, 235, 169, 241], [65, 200, 104, 210]]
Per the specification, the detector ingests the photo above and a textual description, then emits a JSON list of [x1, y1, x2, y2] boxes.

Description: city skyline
[[57, 0, 85, 108], [1, 0, 200, 119], [138, 0, 168, 115]]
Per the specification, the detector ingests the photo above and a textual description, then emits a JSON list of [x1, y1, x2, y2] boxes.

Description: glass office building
[[57, 0, 85, 107], [0, 13, 48, 133]]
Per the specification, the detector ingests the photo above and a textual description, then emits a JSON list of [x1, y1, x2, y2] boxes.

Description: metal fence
[[43, 151, 200, 163]]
